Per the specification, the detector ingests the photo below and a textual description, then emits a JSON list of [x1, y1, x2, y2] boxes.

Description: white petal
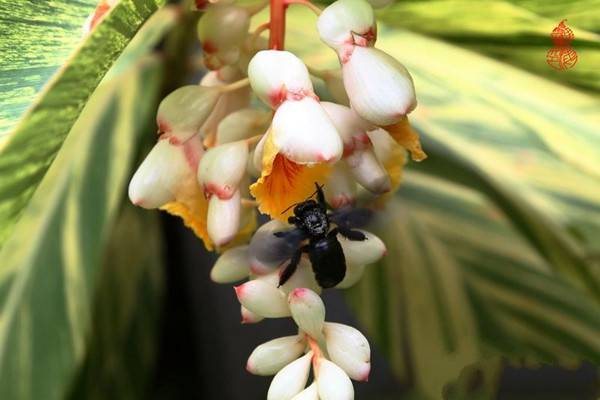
[[156, 85, 221, 143], [272, 97, 343, 164], [339, 230, 386, 266], [197, 4, 250, 55], [336, 264, 366, 289], [316, 358, 354, 400], [343, 46, 416, 126], [198, 141, 249, 199], [216, 108, 272, 144], [317, 0, 375, 50], [279, 259, 322, 295], [291, 383, 319, 400], [247, 335, 306, 376], [248, 50, 314, 108], [267, 352, 313, 400], [241, 305, 264, 324], [323, 322, 370, 381], [248, 219, 294, 275], [207, 189, 241, 246], [289, 288, 326, 338], [321, 101, 373, 154], [345, 147, 390, 194], [324, 163, 356, 208], [128, 139, 195, 209], [210, 245, 250, 283], [235, 279, 291, 318]]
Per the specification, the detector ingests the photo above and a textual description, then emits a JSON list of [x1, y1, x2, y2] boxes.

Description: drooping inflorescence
[[128, 0, 425, 397]]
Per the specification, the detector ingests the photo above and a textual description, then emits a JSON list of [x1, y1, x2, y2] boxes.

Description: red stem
[[269, 0, 286, 49]]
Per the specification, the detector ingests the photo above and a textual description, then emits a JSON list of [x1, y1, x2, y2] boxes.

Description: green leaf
[[0, 57, 163, 400], [0, 0, 166, 249]]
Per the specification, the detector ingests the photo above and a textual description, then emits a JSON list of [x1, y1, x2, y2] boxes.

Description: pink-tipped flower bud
[[235, 279, 291, 318], [317, 0, 376, 51], [339, 229, 386, 267], [247, 335, 306, 376], [323, 322, 371, 381], [321, 102, 374, 156], [271, 97, 343, 164], [325, 163, 356, 208], [248, 50, 314, 109], [210, 245, 250, 283], [267, 351, 313, 400], [156, 85, 221, 143], [291, 383, 319, 400], [315, 358, 354, 400], [216, 108, 271, 145], [197, 4, 250, 69], [343, 46, 416, 126], [198, 141, 249, 199], [345, 147, 391, 194], [241, 305, 264, 324], [289, 288, 326, 339], [207, 189, 241, 246]]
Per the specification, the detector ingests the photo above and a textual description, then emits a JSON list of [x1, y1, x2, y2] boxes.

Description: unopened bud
[[267, 352, 313, 400], [207, 189, 241, 246], [317, 0, 376, 51], [210, 245, 250, 283], [198, 141, 249, 199], [291, 383, 319, 400], [316, 358, 354, 400], [325, 163, 356, 208], [247, 335, 306, 376], [339, 229, 386, 266], [345, 147, 391, 194], [216, 108, 272, 144], [323, 322, 370, 381], [241, 305, 264, 324], [321, 101, 373, 156], [235, 279, 291, 318], [289, 288, 326, 338], [279, 259, 322, 295]]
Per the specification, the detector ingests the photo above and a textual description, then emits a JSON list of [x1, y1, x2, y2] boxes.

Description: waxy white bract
[[289, 288, 326, 339], [291, 383, 319, 400], [216, 108, 271, 145], [198, 140, 249, 199], [321, 101, 373, 155], [317, 0, 375, 51], [235, 279, 291, 318], [345, 147, 391, 194], [339, 230, 386, 266], [325, 163, 357, 208], [323, 322, 371, 381], [343, 46, 416, 126], [247, 335, 306, 376], [210, 245, 250, 283], [316, 358, 354, 400], [248, 50, 313, 108], [267, 351, 313, 400], [207, 189, 241, 246]]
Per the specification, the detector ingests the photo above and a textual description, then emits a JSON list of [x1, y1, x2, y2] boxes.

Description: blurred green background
[[1, 0, 599, 399]]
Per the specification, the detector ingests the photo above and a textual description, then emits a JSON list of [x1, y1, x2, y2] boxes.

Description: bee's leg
[[335, 225, 367, 241], [278, 245, 309, 287]]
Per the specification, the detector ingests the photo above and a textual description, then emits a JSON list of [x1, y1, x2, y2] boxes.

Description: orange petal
[[250, 132, 330, 220], [160, 177, 214, 251], [384, 117, 427, 162]]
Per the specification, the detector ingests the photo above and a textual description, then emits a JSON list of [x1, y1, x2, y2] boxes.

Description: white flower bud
[[128, 139, 199, 209], [345, 147, 390, 194], [235, 279, 291, 318], [272, 97, 343, 164], [197, 4, 250, 69], [210, 245, 250, 283], [247, 335, 306, 376], [198, 141, 249, 199], [279, 259, 322, 295], [316, 358, 354, 400], [321, 102, 373, 155], [339, 230, 386, 266], [317, 0, 376, 51], [216, 108, 272, 144], [289, 288, 326, 338], [291, 383, 319, 400], [325, 163, 356, 208], [343, 46, 416, 125], [367, 127, 397, 162], [241, 305, 264, 324], [323, 322, 370, 381], [248, 50, 314, 108], [248, 219, 296, 274], [267, 352, 313, 400], [366, 0, 394, 8], [336, 264, 366, 289], [207, 189, 241, 246], [156, 85, 221, 143]]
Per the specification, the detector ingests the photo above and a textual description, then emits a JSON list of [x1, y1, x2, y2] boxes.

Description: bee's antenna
[[281, 202, 299, 215], [280, 183, 326, 215]]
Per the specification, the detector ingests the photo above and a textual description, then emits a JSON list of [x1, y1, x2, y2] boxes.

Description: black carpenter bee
[[273, 183, 370, 288]]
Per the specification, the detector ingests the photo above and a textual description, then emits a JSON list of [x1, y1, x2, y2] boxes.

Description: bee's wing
[[329, 207, 373, 229], [249, 224, 307, 273]]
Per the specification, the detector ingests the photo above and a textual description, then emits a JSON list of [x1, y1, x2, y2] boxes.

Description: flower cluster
[[129, 0, 425, 397]]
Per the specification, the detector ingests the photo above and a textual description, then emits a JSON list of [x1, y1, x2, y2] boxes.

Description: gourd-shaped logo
[[546, 20, 578, 71]]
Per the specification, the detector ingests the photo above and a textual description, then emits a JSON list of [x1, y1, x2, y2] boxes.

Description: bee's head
[[294, 200, 329, 237]]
